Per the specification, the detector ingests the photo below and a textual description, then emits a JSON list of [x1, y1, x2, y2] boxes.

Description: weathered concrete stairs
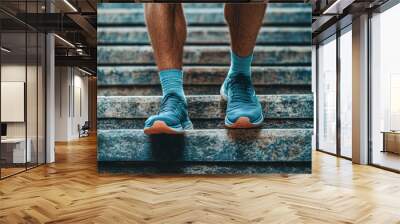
[[97, 3, 313, 174]]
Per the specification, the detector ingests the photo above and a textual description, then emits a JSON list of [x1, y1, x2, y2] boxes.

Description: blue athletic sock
[[227, 51, 253, 78], [159, 69, 185, 98]]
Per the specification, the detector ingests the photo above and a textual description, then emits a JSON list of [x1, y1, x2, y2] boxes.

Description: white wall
[[1, 63, 46, 164], [1, 65, 25, 139], [1, 64, 38, 138], [55, 66, 69, 141], [54, 67, 89, 141], [75, 73, 89, 135], [1, 82, 25, 122]]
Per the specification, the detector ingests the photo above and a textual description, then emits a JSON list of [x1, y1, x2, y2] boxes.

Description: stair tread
[[98, 27, 311, 45], [97, 3, 311, 9], [97, 128, 312, 162], [97, 94, 313, 119], [97, 66, 311, 86], [97, 45, 311, 65], [98, 7, 311, 13], [98, 85, 311, 96], [98, 118, 314, 130], [97, 65, 312, 95], [98, 7, 311, 26]]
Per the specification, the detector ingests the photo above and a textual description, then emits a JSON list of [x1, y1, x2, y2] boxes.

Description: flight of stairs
[[97, 3, 313, 174]]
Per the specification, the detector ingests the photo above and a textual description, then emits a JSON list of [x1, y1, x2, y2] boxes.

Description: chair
[[79, 121, 90, 138]]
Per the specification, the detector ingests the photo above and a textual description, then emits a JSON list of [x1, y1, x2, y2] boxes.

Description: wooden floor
[[1, 136, 400, 224], [372, 150, 400, 171], [1, 167, 26, 178]]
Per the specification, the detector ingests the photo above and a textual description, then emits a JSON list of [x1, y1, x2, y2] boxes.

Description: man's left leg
[[222, 3, 267, 128], [143, 3, 191, 135]]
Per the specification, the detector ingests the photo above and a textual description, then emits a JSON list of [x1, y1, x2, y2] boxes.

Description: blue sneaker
[[220, 75, 264, 128], [144, 93, 193, 135]]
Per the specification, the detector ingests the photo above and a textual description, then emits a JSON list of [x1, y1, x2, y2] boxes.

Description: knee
[[224, 7, 234, 25], [144, 3, 176, 15]]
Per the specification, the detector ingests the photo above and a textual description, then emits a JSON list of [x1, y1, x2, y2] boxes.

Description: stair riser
[[98, 8, 311, 26], [98, 118, 314, 129], [97, 3, 311, 9], [98, 162, 311, 174], [98, 27, 311, 45], [97, 129, 312, 162], [97, 46, 311, 65], [98, 85, 311, 96], [97, 95, 313, 119], [98, 66, 311, 86]]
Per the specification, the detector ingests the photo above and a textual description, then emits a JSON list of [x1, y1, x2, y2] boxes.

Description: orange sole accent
[[144, 121, 184, 135], [225, 117, 262, 129]]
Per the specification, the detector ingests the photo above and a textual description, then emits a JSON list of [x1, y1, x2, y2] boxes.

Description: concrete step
[[98, 118, 314, 130], [98, 27, 311, 45], [97, 94, 313, 119], [97, 85, 311, 96], [98, 162, 311, 174], [98, 66, 310, 85], [97, 66, 311, 95], [97, 7, 311, 26], [97, 3, 225, 9], [97, 46, 311, 66], [97, 3, 310, 10], [97, 128, 312, 162]]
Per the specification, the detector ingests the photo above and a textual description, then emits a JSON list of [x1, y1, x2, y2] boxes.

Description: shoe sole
[[220, 84, 263, 129], [225, 117, 263, 129], [144, 121, 184, 135]]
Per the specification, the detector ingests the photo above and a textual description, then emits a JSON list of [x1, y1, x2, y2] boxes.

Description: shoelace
[[228, 76, 256, 108], [159, 93, 186, 119]]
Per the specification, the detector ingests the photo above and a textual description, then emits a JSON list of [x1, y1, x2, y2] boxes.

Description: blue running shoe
[[220, 75, 264, 128], [144, 93, 193, 135]]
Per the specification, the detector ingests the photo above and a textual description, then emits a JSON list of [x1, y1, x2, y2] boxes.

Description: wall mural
[[96, 2, 313, 174]]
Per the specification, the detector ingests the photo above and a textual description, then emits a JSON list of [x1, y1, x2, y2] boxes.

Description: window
[[339, 28, 352, 158], [317, 36, 337, 154], [370, 3, 400, 171], [0, 1, 47, 179]]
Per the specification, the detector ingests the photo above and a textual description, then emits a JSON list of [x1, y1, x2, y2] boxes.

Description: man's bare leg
[[144, 3, 186, 70], [222, 4, 267, 128], [225, 3, 267, 56], [143, 4, 192, 134]]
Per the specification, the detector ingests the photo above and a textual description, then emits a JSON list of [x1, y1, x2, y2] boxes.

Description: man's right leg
[[221, 3, 266, 128], [144, 3, 192, 135]]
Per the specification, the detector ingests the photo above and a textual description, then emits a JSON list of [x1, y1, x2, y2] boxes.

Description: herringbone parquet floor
[[1, 135, 400, 224]]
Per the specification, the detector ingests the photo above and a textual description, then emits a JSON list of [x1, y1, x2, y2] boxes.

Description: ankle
[[159, 69, 185, 97], [227, 51, 253, 78]]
